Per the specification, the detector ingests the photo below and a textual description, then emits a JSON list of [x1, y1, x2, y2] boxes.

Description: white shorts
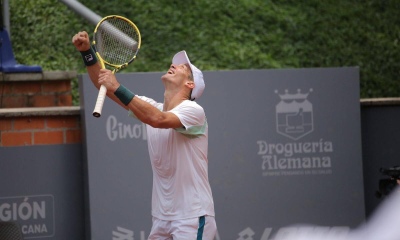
[[148, 215, 217, 240]]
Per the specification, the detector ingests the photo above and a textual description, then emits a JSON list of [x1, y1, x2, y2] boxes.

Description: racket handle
[[93, 85, 107, 118]]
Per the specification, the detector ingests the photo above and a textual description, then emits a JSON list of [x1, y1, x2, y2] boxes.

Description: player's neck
[[163, 91, 187, 111]]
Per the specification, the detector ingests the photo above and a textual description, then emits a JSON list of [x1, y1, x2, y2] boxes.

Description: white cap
[[172, 50, 205, 100]]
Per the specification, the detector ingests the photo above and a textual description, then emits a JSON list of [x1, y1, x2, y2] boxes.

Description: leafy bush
[[9, 0, 400, 104]]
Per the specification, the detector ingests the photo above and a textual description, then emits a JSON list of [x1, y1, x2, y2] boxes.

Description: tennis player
[[72, 31, 217, 239]]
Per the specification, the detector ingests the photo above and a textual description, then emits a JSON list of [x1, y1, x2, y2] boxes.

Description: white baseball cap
[[172, 50, 205, 100]]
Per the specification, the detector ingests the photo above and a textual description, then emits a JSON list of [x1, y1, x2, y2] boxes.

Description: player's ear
[[185, 81, 195, 90]]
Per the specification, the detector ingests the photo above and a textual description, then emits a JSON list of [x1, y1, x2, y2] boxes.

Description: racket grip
[[93, 85, 107, 118]]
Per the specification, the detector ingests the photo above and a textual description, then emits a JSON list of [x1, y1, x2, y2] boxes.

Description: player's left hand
[[98, 69, 120, 93]]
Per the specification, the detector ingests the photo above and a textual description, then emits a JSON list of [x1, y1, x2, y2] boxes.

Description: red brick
[[66, 129, 81, 143], [47, 116, 78, 129], [34, 131, 64, 145], [58, 94, 72, 106], [0, 119, 12, 131], [13, 82, 41, 94], [14, 117, 45, 130], [0, 83, 13, 94], [1, 131, 32, 146], [0, 95, 28, 108], [32, 95, 56, 107], [42, 81, 71, 93]]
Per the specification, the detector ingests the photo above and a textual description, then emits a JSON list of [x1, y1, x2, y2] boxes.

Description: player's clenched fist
[[72, 31, 91, 52]]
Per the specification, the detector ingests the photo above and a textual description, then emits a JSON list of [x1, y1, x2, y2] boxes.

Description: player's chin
[[161, 73, 173, 81]]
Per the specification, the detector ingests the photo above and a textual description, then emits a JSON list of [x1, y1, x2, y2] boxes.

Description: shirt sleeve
[[128, 96, 163, 118], [170, 101, 207, 136]]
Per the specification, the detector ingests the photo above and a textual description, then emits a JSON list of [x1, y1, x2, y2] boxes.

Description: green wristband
[[80, 47, 98, 66], [114, 84, 135, 106]]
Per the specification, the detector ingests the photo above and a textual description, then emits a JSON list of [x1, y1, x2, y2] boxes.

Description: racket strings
[[95, 18, 139, 66]]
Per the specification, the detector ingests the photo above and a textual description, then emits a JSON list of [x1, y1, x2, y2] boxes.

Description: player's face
[[163, 63, 192, 86]]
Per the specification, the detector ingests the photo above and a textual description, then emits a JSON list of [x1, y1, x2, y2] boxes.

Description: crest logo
[[275, 89, 313, 140]]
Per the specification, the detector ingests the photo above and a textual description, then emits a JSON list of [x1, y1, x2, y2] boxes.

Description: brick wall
[[0, 71, 75, 108], [0, 71, 82, 147], [0, 108, 81, 146]]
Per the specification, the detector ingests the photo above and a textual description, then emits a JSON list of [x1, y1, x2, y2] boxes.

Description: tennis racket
[[92, 15, 141, 118]]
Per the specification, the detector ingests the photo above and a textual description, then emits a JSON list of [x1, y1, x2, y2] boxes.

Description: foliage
[[8, 0, 400, 104]]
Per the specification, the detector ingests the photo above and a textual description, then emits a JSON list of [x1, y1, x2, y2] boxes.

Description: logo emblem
[[275, 89, 313, 140], [85, 54, 93, 62]]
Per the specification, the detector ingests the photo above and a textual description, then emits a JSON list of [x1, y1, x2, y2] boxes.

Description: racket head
[[93, 15, 141, 71]]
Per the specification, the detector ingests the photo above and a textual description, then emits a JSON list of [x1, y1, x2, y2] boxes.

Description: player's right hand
[[72, 31, 91, 52]]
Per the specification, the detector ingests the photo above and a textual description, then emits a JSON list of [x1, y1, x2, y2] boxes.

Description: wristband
[[80, 47, 98, 66], [114, 84, 135, 106]]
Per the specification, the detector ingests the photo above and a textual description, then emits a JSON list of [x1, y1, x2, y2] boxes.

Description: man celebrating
[[72, 31, 217, 239]]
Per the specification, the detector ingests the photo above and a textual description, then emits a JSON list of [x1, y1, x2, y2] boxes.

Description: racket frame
[[91, 15, 141, 118]]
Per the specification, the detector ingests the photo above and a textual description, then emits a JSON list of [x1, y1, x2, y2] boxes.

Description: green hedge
[[9, 0, 400, 104]]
